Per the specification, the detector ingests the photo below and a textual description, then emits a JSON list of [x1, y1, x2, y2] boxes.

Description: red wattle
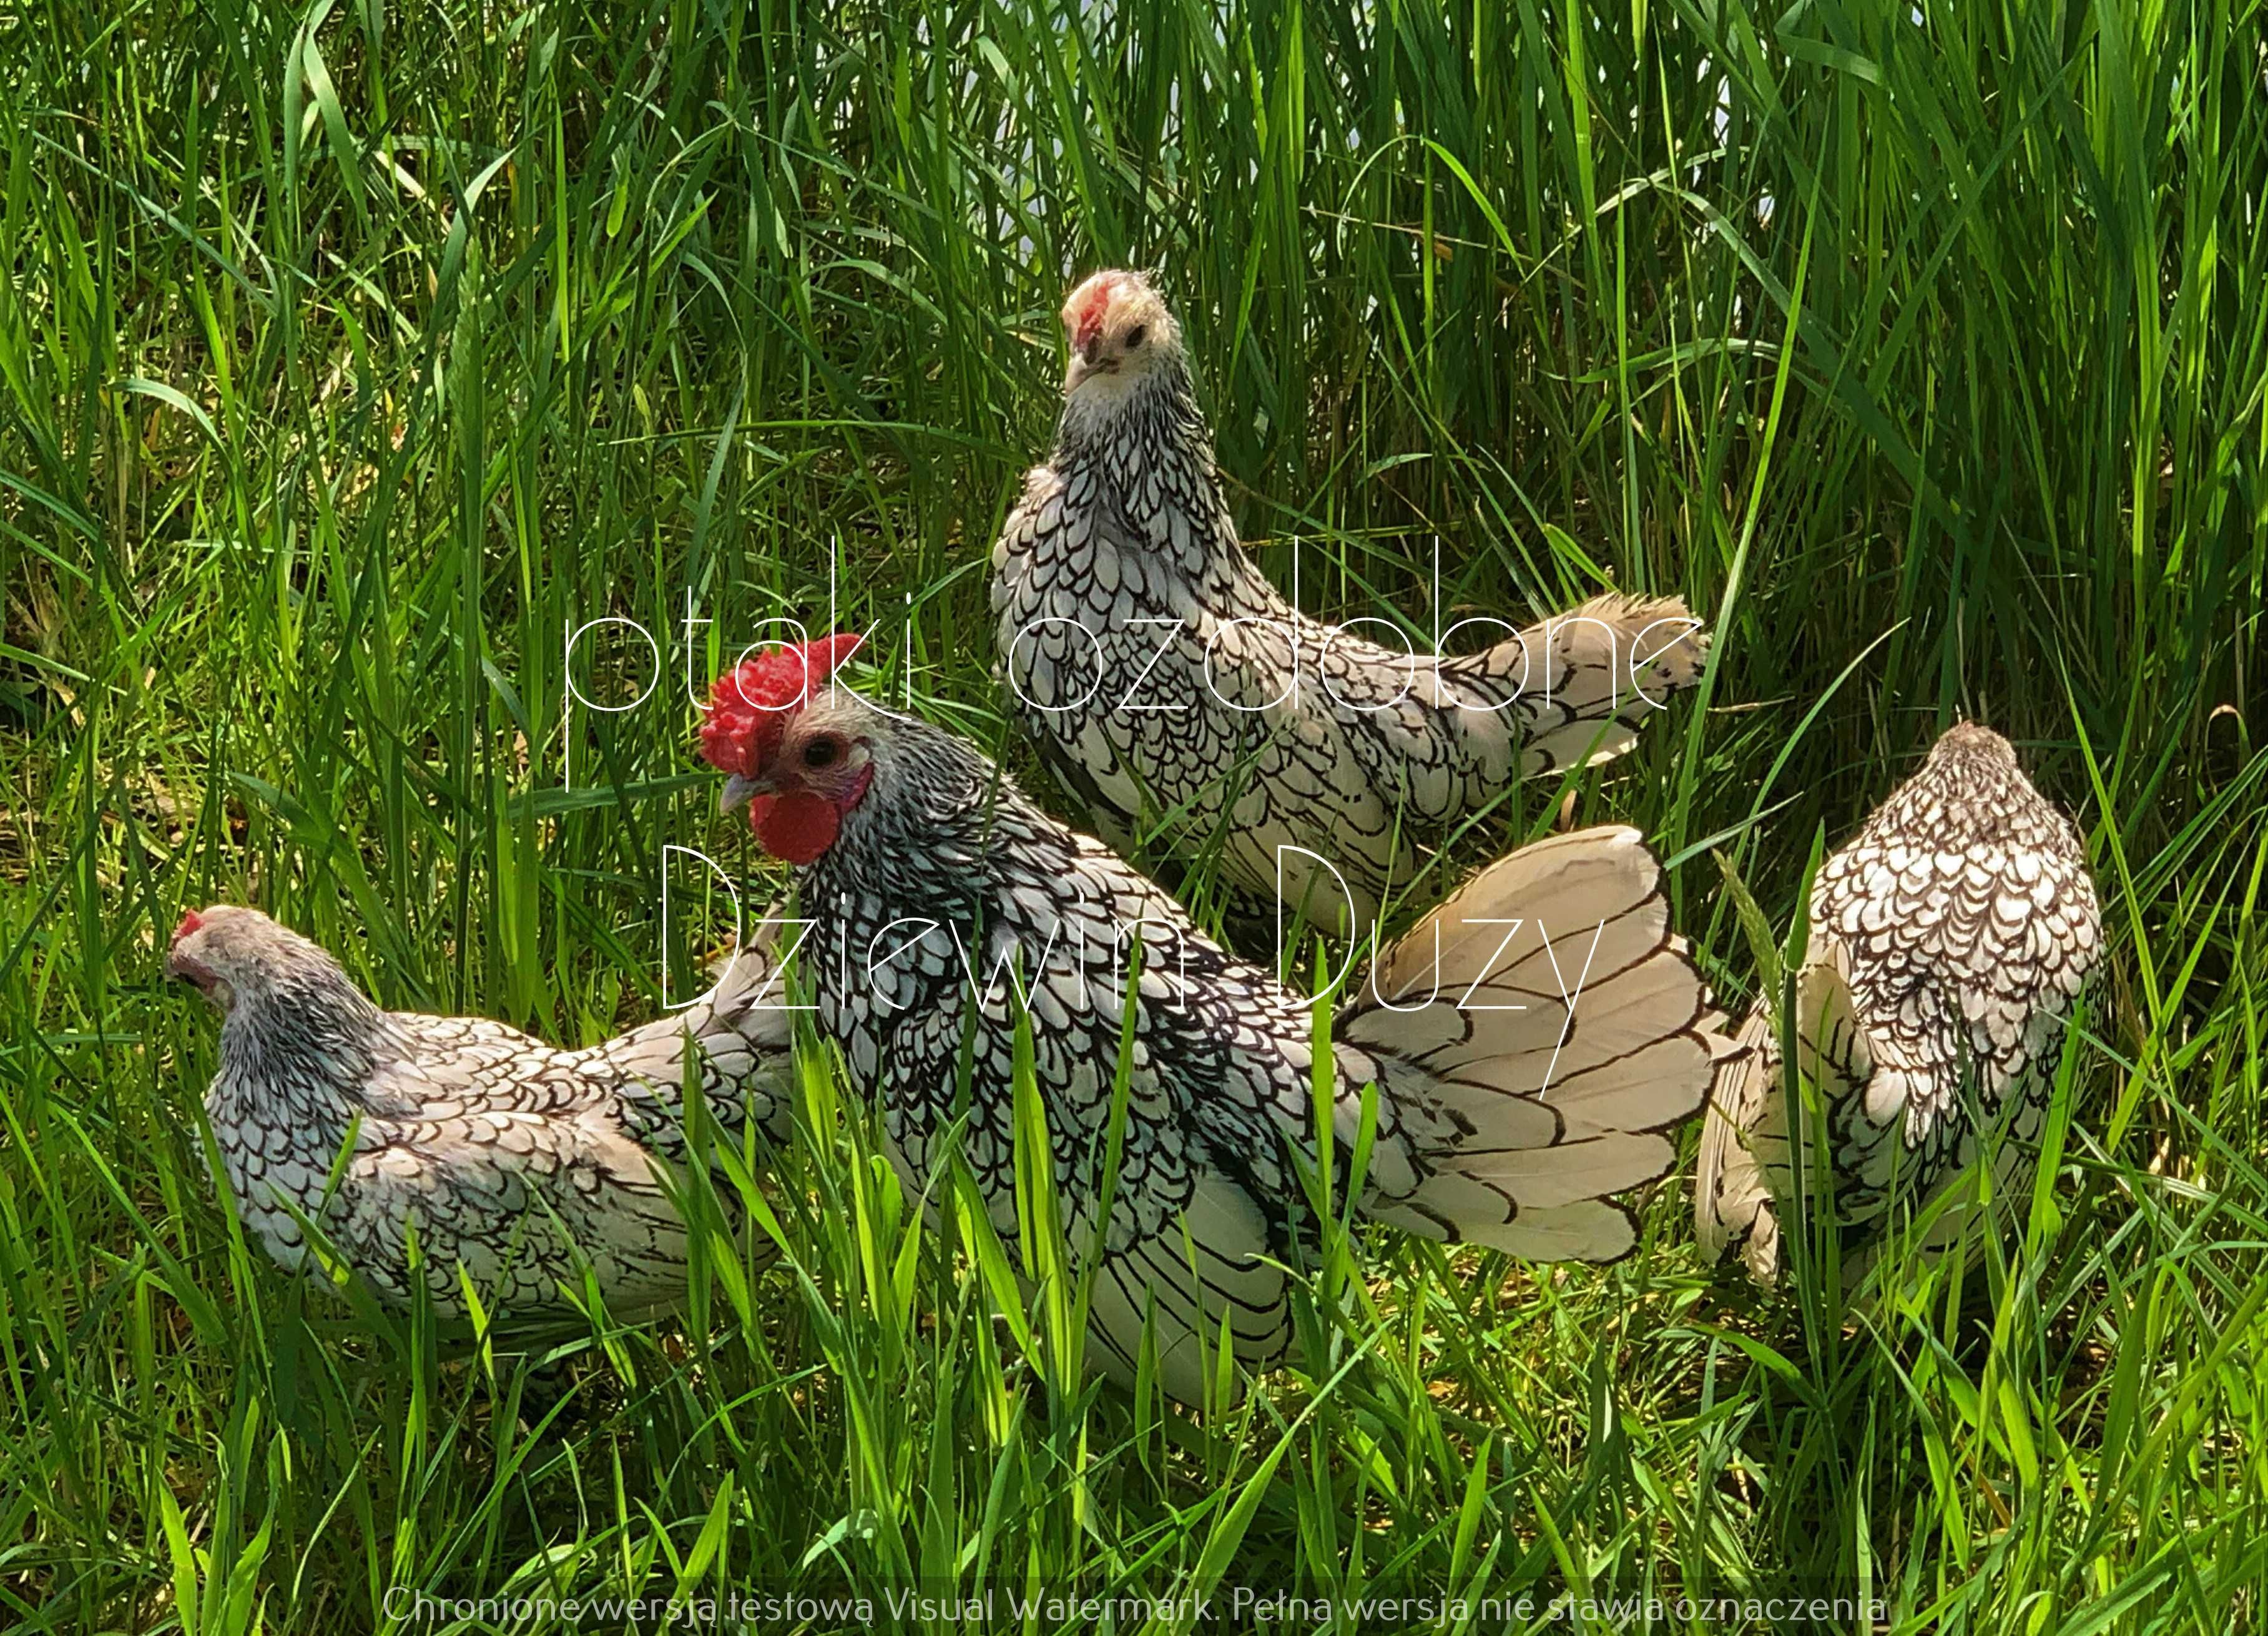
[[751, 791, 842, 865]]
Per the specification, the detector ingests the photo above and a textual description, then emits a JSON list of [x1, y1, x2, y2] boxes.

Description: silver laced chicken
[[1694, 724, 2102, 1288], [170, 905, 794, 1320], [992, 268, 1708, 932], [698, 634, 1735, 1405]]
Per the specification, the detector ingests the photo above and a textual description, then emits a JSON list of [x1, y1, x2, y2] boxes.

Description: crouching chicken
[[699, 633, 1736, 1404], [170, 905, 793, 1320], [1694, 723, 2102, 1288]]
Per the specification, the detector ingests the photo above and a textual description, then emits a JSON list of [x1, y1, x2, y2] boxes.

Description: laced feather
[[187, 906, 795, 1321], [1691, 724, 2103, 1289], [1342, 826, 1729, 1263], [991, 270, 1709, 931]]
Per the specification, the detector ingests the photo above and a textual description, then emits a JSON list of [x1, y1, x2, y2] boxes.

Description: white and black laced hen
[[699, 634, 1735, 1405], [1694, 724, 2103, 1287], [170, 906, 793, 1320], [991, 269, 1708, 931]]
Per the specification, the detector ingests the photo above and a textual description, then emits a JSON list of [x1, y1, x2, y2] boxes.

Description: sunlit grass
[[2, 0, 2264, 1629]]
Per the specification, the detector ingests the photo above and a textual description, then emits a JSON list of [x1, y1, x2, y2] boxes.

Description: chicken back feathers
[[1693, 724, 2103, 1287]]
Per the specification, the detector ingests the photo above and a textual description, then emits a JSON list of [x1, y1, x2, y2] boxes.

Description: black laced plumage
[[992, 270, 1708, 931], [176, 906, 792, 1318], [1694, 724, 2103, 1285]]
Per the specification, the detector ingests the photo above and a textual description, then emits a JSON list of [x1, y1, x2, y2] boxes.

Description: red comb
[[173, 909, 204, 943], [698, 632, 865, 776], [1065, 271, 1125, 351]]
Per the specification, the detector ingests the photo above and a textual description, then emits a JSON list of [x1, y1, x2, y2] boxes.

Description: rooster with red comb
[[993, 268, 1710, 933], [700, 634, 1736, 1406]]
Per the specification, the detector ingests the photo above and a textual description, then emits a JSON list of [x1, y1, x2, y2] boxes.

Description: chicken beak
[[720, 772, 769, 813], [166, 946, 217, 992], [1065, 333, 1106, 392]]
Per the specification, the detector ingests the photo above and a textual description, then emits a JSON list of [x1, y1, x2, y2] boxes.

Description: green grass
[[3, 0, 2266, 1629]]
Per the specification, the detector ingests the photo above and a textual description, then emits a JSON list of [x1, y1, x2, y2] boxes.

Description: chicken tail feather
[[1342, 826, 1734, 1262], [584, 918, 798, 1152], [1452, 594, 1708, 776]]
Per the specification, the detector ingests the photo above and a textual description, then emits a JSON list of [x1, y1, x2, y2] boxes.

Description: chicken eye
[[802, 737, 842, 769], [1123, 324, 1147, 349]]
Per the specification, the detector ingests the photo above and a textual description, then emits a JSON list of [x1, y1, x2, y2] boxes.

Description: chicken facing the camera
[[992, 268, 1707, 931]]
